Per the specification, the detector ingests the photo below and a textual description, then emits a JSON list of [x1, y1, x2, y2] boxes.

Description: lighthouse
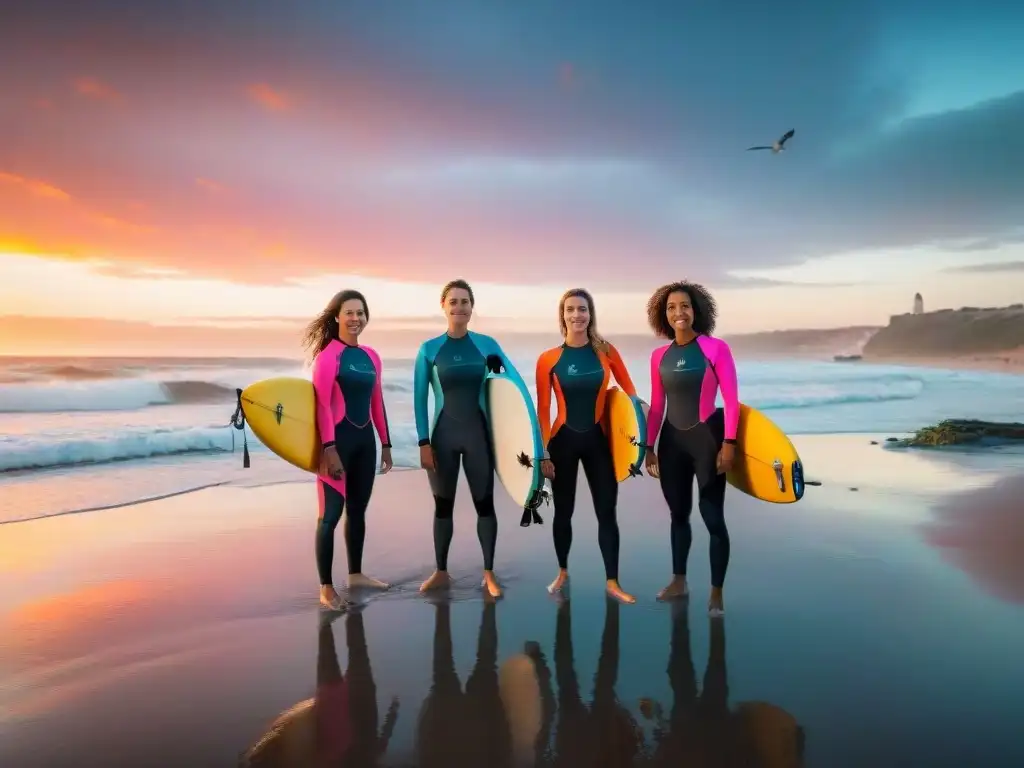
[[913, 293, 924, 315]]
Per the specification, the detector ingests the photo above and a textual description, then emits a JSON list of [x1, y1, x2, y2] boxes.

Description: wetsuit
[[647, 335, 739, 588], [535, 342, 636, 580], [414, 331, 529, 572], [312, 340, 392, 584]]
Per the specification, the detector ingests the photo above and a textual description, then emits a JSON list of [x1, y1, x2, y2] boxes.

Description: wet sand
[[922, 473, 1024, 605], [2, 436, 1024, 767]]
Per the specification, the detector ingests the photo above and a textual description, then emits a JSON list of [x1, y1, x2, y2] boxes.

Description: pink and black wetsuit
[[311, 339, 391, 585], [647, 335, 739, 588]]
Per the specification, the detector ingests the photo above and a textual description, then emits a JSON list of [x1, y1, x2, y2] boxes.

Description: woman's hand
[[645, 452, 660, 479], [485, 354, 504, 374], [419, 444, 436, 471], [540, 459, 555, 480], [717, 443, 736, 474], [380, 446, 393, 474], [323, 446, 344, 481]]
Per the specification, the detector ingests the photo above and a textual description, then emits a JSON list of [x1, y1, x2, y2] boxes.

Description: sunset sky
[[1, 0, 1022, 355]]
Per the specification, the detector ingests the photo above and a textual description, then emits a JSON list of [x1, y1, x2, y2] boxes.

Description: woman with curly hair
[[644, 281, 739, 616], [535, 288, 638, 604], [303, 289, 394, 611]]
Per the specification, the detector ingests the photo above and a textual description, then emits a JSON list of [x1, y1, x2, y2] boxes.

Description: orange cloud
[[73, 76, 121, 102], [90, 213, 158, 236], [247, 82, 291, 112], [0, 171, 71, 201], [195, 177, 228, 194]]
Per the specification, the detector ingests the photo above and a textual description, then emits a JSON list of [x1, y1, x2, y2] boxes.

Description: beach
[[2, 433, 1023, 768], [862, 349, 1024, 375]]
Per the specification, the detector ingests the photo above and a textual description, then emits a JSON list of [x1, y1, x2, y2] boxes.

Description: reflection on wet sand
[[531, 598, 805, 767], [240, 597, 803, 767], [923, 473, 1024, 604], [531, 597, 642, 766], [637, 601, 805, 767], [417, 598, 512, 767], [240, 609, 399, 767]]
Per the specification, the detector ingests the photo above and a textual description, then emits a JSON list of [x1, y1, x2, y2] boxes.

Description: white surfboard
[[485, 374, 548, 510]]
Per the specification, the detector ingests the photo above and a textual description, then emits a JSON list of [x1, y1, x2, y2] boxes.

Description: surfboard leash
[[229, 388, 251, 469]]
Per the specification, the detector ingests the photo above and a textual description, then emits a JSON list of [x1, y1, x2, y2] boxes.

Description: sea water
[[1, 352, 1022, 524]]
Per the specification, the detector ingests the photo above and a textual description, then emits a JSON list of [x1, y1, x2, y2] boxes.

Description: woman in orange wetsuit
[[535, 288, 639, 604]]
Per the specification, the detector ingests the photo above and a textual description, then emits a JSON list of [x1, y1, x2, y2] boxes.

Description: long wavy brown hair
[[301, 289, 369, 360], [558, 288, 609, 354]]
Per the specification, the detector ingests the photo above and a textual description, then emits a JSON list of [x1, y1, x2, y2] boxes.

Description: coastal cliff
[[721, 326, 880, 358], [863, 305, 1024, 357]]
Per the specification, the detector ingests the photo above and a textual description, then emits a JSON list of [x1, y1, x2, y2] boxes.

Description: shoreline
[[861, 350, 1024, 375]]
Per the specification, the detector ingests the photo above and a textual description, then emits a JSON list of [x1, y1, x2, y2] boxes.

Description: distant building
[[913, 293, 924, 315]]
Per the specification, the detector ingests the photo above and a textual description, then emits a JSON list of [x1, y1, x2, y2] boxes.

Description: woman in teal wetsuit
[[414, 279, 533, 599]]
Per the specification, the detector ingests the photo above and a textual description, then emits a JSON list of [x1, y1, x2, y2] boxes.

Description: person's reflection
[[342, 609, 400, 765], [416, 598, 512, 767], [533, 597, 643, 766], [239, 610, 398, 768], [640, 604, 806, 767]]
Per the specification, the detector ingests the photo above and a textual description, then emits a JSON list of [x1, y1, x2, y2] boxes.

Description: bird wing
[[779, 129, 795, 145], [746, 146, 770, 151]]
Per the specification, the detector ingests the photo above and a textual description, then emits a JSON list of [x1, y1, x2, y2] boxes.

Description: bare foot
[[547, 569, 569, 595], [419, 570, 452, 592], [656, 576, 689, 601], [319, 585, 351, 611], [606, 579, 636, 604], [348, 573, 391, 590], [482, 570, 503, 599], [708, 587, 725, 617]]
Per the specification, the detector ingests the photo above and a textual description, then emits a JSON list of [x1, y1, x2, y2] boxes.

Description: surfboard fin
[[517, 452, 534, 469], [628, 463, 643, 478]]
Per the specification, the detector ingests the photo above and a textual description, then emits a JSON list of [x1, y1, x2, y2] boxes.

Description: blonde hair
[[558, 288, 609, 354]]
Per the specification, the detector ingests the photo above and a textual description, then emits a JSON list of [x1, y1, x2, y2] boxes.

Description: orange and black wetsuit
[[535, 341, 637, 580]]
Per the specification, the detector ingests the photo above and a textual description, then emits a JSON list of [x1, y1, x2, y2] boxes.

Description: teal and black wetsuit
[[413, 331, 527, 571]]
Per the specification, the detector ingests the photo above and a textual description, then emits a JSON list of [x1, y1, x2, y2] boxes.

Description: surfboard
[[604, 387, 648, 482], [239, 377, 321, 473], [726, 404, 805, 503], [484, 373, 548, 509]]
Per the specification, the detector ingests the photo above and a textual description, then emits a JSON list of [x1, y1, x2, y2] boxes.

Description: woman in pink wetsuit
[[644, 281, 739, 616], [303, 289, 394, 611]]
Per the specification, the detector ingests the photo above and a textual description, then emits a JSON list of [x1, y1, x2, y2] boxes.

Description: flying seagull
[[747, 128, 795, 154]]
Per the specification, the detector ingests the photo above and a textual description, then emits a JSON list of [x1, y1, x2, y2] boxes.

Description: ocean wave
[[750, 377, 925, 410], [0, 425, 241, 473], [0, 421, 423, 474], [0, 374, 412, 413]]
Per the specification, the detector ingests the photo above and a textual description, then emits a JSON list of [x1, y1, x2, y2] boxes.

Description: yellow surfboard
[[726, 404, 805, 504], [240, 377, 321, 473], [604, 387, 648, 482]]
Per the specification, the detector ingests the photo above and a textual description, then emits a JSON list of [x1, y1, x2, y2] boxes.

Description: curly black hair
[[646, 281, 718, 338]]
